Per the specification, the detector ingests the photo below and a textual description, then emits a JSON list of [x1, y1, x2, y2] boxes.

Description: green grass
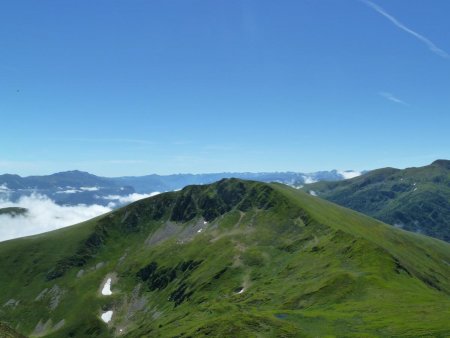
[[0, 207, 28, 217], [303, 159, 450, 242], [0, 179, 449, 337]]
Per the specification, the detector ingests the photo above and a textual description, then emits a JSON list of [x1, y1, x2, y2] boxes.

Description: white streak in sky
[[361, 0, 449, 59], [379, 92, 408, 105]]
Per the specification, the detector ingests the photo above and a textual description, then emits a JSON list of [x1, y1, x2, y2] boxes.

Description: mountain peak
[[132, 178, 282, 224], [431, 159, 450, 169], [51, 170, 94, 177]]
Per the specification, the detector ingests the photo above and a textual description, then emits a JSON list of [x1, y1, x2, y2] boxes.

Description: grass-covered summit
[[0, 207, 28, 217], [303, 159, 450, 242], [0, 179, 449, 337]]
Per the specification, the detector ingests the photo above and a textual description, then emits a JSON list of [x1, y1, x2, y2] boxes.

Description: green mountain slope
[[0, 322, 26, 338], [303, 160, 450, 242], [0, 179, 449, 337], [0, 207, 28, 217]]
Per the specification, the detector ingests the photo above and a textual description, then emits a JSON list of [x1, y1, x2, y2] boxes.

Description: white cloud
[[55, 186, 99, 193], [101, 192, 160, 204], [361, 0, 449, 59], [0, 184, 10, 192], [302, 175, 317, 184], [55, 189, 82, 194], [338, 170, 362, 180], [0, 194, 111, 242], [379, 92, 408, 106], [80, 186, 99, 191]]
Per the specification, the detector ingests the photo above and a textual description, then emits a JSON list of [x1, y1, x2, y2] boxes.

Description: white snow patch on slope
[[101, 310, 113, 323], [102, 278, 112, 296], [309, 190, 317, 196]]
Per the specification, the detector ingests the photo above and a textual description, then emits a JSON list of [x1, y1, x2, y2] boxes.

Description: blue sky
[[1, 0, 449, 176]]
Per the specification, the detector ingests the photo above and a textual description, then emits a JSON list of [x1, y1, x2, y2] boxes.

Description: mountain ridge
[[0, 179, 449, 337], [303, 160, 450, 242], [0, 169, 360, 207]]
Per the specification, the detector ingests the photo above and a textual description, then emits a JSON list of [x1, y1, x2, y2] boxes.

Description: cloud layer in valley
[[0, 192, 159, 242], [0, 194, 111, 242], [338, 170, 362, 180], [99, 192, 160, 208]]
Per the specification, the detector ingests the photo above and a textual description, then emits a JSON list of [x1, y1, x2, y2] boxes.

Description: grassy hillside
[[303, 160, 450, 242], [0, 322, 26, 338], [0, 207, 28, 217], [0, 179, 449, 337]]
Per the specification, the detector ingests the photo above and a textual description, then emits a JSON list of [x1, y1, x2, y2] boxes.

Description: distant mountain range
[[303, 160, 450, 242], [0, 169, 361, 207]]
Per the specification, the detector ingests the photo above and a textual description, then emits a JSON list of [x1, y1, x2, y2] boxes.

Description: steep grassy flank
[[304, 159, 450, 242], [0, 179, 449, 337], [0, 322, 26, 338]]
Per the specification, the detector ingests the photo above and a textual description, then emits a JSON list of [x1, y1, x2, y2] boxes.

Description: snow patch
[[102, 278, 112, 296], [101, 310, 113, 323], [309, 190, 317, 196]]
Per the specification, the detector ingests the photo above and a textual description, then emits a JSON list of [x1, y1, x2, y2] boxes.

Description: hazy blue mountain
[[0, 171, 134, 207], [0, 169, 360, 206], [112, 170, 364, 193]]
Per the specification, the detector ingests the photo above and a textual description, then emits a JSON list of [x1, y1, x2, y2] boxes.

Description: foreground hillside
[[0, 179, 449, 337], [303, 160, 450, 242]]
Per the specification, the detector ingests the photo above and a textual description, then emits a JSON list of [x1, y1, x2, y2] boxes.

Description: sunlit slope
[[303, 159, 450, 241], [0, 179, 449, 337]]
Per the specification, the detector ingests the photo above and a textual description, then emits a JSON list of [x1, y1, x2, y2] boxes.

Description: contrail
[[379, 92, 408, 106], [361, 0, 449, 59]]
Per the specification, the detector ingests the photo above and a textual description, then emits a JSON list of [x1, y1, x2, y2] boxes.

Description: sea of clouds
[[0, 191, 159, 242]]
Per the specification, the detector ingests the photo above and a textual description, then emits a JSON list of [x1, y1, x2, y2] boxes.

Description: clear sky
[[1, 0, 449, 176]]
